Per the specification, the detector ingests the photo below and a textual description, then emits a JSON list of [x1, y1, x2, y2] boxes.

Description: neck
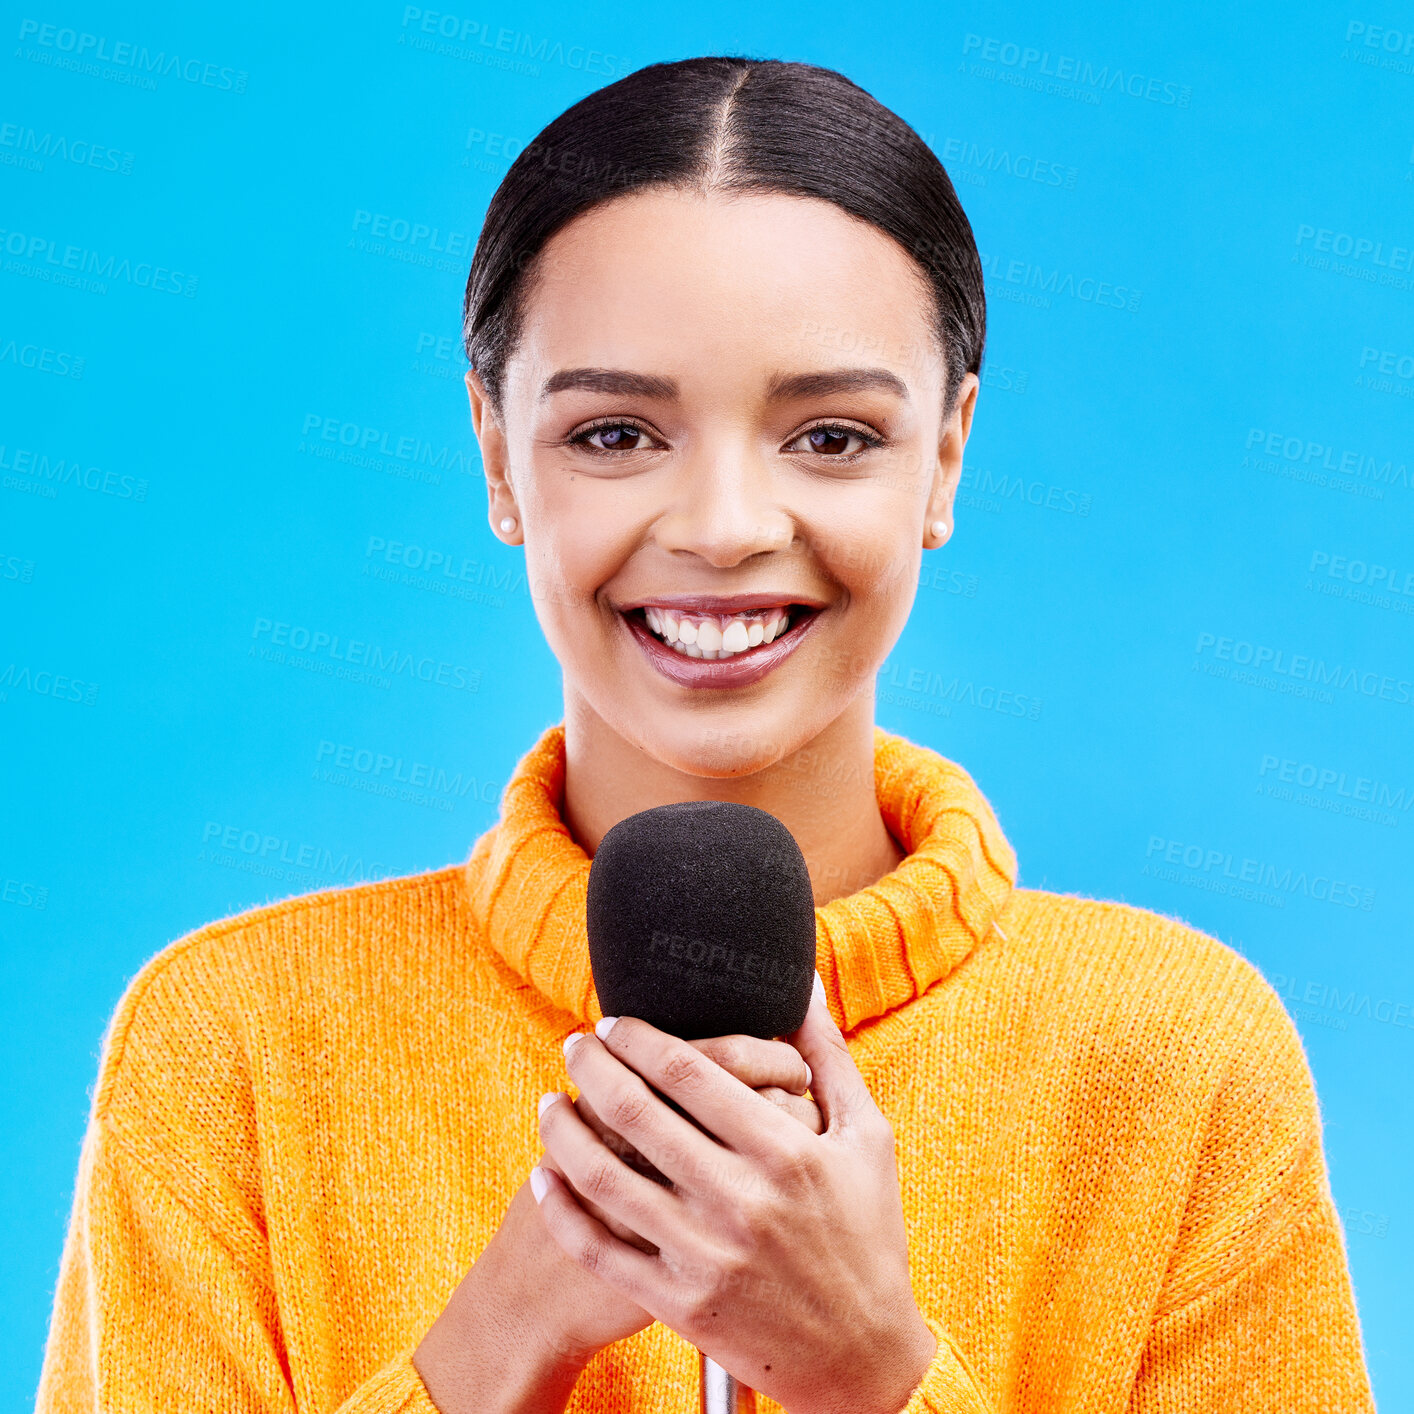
[[561, 693, 904, 906]]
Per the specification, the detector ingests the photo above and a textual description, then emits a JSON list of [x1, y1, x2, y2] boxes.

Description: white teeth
[[640, 604, 804, 658]]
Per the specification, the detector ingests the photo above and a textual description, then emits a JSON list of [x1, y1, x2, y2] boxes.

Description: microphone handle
[[700, 1352, 752, 1413]]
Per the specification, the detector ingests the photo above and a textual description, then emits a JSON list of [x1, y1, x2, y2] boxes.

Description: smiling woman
[[37, 57, 1374, 1414]]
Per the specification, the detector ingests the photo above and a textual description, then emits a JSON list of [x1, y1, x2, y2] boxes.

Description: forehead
[[511, 188, 943, 393]]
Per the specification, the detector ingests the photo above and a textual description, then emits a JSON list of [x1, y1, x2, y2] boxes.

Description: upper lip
[[617, 592, 828, 614]]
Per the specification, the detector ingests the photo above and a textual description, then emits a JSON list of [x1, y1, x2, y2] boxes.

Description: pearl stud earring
[[499, 516, 517, 534], [929, 520, 948, 542]]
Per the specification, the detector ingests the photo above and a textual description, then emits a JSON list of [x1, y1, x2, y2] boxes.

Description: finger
[[689, 1034, 812, 1096], [592, 1016, 806, 1161], [529, 1164, 662, 1303], [564, 1032, 736, 1187], [538, 1091, 680, 1248], [756, 1087, 825, 1135], [571, 1095, 670, 1183], [537, 1149, 659, 1252], [784, 972, 879, 1133]]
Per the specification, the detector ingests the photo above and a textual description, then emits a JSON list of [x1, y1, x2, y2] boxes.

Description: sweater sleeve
[[1126, 1194, 1374, 1411], [898, 1317, 993, 1414], [35, 1114, 441, 1414], [1125, 969, 1375, 1412]]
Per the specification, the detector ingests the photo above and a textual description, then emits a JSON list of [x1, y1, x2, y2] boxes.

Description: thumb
[[787, 972, 874, 1133]]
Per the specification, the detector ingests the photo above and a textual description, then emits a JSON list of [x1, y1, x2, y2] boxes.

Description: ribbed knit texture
[[36, 723, 1374, 1413]]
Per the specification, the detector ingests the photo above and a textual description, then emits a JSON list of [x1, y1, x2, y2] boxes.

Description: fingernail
[[529, 1166, 548, 1203], [538, 1091, 562, 1118], [595, 1015, 619, 1041], [812, 971, 826, 1007], [803, 1061, 813, 1088], [563, 1031, 585, 1059]]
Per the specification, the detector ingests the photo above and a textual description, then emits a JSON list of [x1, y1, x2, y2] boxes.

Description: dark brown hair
[[463, 57, 985, 414]]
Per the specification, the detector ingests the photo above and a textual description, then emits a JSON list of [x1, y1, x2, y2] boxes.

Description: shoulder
[[996, 889, 1327, 1307], [93, 867, 471, 1127], [998, 886, 1300, 1061]]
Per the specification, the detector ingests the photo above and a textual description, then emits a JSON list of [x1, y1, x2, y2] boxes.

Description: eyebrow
[[539, 368, 680, 400], [766, 368, 911, 402], [538, 365, 911, 403]]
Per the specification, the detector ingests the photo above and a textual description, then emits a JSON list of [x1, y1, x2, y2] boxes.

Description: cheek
[[818, 509, 922, 625], [520, 475, 637, 630]]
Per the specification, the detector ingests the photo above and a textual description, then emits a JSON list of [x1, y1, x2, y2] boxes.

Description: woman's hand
[[573, 1031, 822, 1187], [532, 978, 936, 1414], [413, 1034, 823, 1413]]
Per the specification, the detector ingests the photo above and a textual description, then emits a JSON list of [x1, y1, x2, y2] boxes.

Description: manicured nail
[[538, 1091, 562, 1118], [529, 1166, 548, 1203], [812, 972, 826, 1006], [563, 1031, 585, 1058], [802, 1061, 813, 1088], [595, 1015, 619, 1041]]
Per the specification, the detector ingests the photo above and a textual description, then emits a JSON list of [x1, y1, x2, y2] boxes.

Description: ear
[[466, 369, 522, 545], [924, 371, 979, 548]]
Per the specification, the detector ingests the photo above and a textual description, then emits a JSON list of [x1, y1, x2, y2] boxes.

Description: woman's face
[[467, 188, 977, 778]]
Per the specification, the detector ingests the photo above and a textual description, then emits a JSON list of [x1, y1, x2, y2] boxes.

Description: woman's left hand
[[533, 978, 938, 1414]]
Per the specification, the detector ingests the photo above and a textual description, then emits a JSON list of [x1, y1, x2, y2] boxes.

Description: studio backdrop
[[2, 4, 1411, 1409]]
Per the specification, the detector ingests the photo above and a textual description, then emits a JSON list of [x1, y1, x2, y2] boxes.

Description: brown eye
[[809, 427, 853, 454], [581, 423, 650, 451], [790, 424, 876, 457]]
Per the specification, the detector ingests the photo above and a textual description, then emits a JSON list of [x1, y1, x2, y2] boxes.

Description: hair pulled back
[[463, 57, 985, 414]]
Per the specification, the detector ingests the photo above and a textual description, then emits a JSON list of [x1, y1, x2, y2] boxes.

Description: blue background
[[3, 2, 1411, 1407]]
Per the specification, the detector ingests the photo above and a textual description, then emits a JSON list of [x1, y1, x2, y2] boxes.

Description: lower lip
[[621, 610, 822, 689]]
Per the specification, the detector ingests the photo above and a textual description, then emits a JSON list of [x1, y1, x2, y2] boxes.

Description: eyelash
[[565, 418, 888, 459]]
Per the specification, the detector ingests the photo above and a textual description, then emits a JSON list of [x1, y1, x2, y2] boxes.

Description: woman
[[38, 58, 1374, 1414]]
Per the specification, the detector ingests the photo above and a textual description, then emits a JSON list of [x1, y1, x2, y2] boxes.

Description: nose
[[653, 439, 797, 568]]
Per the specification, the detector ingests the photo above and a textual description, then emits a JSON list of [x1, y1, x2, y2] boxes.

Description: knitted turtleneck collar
[[464, 723, 1017, 1032]]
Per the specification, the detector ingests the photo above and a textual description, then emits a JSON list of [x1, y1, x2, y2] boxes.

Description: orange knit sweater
[[37, 724, 1375, 1413]]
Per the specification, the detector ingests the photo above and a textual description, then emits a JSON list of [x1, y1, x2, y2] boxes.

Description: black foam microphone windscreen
[[586, 800, 817, 1039]]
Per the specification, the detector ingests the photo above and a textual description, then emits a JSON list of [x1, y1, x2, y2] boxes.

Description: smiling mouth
[[625, 603, 820, 659]]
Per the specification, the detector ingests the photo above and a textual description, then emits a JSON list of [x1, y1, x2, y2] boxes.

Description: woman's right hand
[[413, 1033, 818, 1413]]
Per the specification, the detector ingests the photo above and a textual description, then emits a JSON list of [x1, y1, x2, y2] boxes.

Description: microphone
[[586, 799, 817, 1414]]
